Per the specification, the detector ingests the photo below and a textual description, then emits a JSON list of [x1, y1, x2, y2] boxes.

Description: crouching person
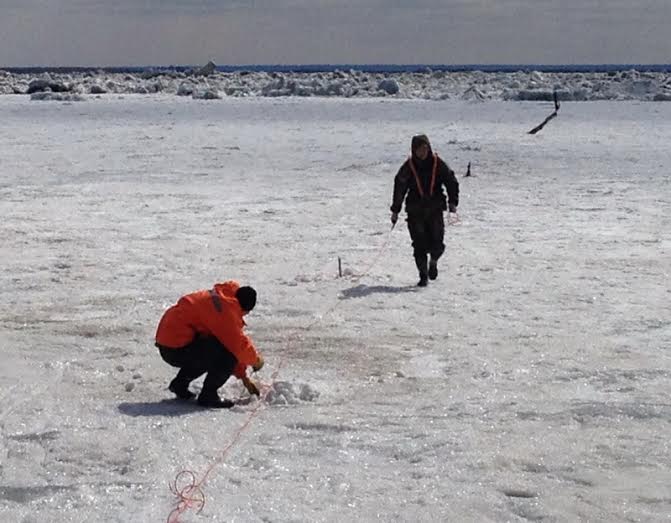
[[155, 281, 264, 408]]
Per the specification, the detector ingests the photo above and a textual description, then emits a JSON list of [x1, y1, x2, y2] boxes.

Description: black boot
[[196, 369, 234, 408], [197, 370, 234, 408], [415, 254, 429, 287], [428, 257, 438, 280], [169, 377, 196, 401], [197, 391, 234, 409]]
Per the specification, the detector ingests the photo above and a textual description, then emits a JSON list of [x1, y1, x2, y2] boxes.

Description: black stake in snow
[[338, 257, 342, 278], [528, 91, 560, 135], [465, 162, 472, 177]]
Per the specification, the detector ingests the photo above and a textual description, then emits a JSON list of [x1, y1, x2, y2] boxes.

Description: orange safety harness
[[407, 154, 439, 197]]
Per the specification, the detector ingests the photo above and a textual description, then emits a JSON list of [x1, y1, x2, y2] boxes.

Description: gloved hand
[[252, 354, 264, 372], [242, 376, 260, 396], [391, 212, 399, 225], [448, 204, 457, 213]]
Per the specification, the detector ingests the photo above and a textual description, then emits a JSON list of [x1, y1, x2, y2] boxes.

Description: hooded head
[[235, 286, 257, 312], [411, 134, 432, 161]]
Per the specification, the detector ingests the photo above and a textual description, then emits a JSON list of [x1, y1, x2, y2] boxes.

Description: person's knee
[[210, 347, 237, 370], [413, 236, 430, 250], [431, 243, 445, 257]]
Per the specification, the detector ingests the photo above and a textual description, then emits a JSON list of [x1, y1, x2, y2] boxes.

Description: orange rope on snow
[[166, 225, 396, 522], [167, 399, 267, 522], [166, 214, 461, 521]]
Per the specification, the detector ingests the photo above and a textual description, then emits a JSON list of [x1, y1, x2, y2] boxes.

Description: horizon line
[[5, 61, 671, 73]]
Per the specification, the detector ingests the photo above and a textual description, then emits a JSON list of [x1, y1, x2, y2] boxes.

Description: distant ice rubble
[[1, 67, 671, 102]]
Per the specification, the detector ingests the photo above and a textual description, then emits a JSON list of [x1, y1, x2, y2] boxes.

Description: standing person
[[390, 134, 459, 286], [155, 281, 264, 408]]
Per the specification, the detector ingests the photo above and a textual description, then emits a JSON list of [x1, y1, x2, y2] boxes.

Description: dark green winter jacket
[[390, 151, 459, 215]]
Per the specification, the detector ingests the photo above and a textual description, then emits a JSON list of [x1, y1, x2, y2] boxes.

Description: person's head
[[411, 134, 431, 161], [235, 286, 257, 315]]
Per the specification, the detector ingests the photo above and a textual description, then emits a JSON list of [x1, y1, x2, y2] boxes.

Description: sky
[[1, 0, 670, 67]]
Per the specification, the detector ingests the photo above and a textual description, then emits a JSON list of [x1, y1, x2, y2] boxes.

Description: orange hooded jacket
[[155, 281, 258, 379]]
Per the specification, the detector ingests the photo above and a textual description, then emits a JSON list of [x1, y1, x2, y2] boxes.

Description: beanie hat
[[236, 286, 257, 311], [411, 134, 431, 153]]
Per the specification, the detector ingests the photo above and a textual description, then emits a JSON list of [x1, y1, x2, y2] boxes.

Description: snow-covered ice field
[[1, 96, 670, 522]]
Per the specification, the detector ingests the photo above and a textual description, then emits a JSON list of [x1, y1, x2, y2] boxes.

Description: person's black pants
[[407, 211, 445, 273], [157, 337, 237, 396]]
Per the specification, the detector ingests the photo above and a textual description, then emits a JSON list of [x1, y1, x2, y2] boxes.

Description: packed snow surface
[[0, 96, 670, 522]]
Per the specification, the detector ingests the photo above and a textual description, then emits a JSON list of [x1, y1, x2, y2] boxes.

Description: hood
[[213, 280, 241, 300], [410, 134, 434, 167], [411, 134, 432, 154]]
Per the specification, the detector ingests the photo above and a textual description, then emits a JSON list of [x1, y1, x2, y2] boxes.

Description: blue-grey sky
[[1, 0, 670, 66]]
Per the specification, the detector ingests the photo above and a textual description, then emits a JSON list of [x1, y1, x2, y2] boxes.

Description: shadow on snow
[[118, 399, 203, 417], [339, 284, 418, 299]]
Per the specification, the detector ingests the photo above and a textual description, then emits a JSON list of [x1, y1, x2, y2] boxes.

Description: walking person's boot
[[415, 254, 429, 287], [428, 256, 438, 280]]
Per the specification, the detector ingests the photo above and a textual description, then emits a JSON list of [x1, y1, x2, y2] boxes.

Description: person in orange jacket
[[155, 281, 264, 408]]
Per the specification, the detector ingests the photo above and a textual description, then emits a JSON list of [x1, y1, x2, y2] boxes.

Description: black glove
[[448, 204, 457, 213], [391, 212, 399, 225]]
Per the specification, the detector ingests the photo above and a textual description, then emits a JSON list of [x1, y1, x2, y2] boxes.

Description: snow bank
[[29, 91, 86, 102], [3, 68, 671, 101]]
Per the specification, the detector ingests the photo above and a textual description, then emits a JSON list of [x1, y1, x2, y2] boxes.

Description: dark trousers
[[157, 337, 237, 396], [407, 211, 445, 273]]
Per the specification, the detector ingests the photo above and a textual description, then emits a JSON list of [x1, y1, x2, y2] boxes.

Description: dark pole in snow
[[528, 91, 560, 135]]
